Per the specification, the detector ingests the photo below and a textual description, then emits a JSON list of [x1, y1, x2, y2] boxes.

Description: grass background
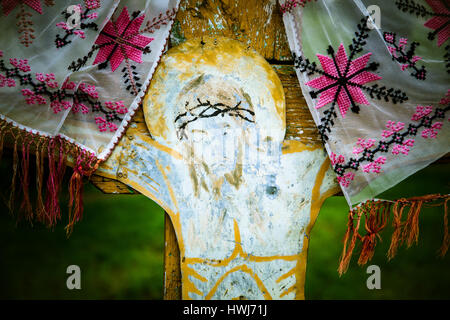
[[0, 156, 448, 300]]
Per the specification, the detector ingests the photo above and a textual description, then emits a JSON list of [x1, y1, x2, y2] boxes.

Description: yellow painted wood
[[164, 212, 182, 300], [274, 65, 321, 144], [109, 36, 340, 300], [90, 175, 137, 194], [171, 0, 292, 61]]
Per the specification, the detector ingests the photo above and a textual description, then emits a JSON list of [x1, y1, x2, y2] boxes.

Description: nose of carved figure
[[138, 37, 337, 300]]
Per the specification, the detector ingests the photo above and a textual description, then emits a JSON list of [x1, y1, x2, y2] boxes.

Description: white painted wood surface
[[96, 37, 339, 299]]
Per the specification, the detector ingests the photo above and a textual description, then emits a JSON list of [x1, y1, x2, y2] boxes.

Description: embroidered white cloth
[[0, 0, 179, 161], [281, 0, 450, 206]]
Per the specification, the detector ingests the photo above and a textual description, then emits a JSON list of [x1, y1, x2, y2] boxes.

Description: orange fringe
[[0, 118, 101, 235], [338, 194, 449, 276]]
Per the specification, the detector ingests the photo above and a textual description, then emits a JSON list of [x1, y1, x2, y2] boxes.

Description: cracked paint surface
[[97, 37, 339, 299]]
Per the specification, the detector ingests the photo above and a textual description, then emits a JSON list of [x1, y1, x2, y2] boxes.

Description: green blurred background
[[0, 155, 448, 300]]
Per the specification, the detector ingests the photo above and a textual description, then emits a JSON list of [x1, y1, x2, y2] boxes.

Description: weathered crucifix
[[87, 0, 342, 299], [92, 35, 340, 299]]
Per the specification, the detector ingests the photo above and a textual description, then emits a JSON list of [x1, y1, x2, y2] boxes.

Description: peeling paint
[[98, 37, 339, 300]]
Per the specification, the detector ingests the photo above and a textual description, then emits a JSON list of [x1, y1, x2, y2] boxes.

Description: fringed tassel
[[438, 197, 449, 257], [44, 137, 67, 227], [387, 200, 407, 260], [66, 159, 83, 236], [19, 133, 33, 222], [44, 138, 58, 226], [65, 151, 99, 236], [338, 194, 450, 276], [8, 136, 19, 215], [358, 201, 390, 266], [35, 139, 46, 222], [0, 118, 101, 234], [0, 122, 6, 163], [338, 207, 363, 275], [402, 199, 423, 248]]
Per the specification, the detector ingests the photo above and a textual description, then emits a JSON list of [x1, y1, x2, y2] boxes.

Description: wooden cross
[[90, 0, 341, 299]]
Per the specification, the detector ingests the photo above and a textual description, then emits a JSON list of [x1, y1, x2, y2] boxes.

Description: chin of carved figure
[[100, 36, 338, 300]]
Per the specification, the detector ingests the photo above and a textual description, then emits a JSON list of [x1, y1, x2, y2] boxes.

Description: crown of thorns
[[175, 98, 255, 140]]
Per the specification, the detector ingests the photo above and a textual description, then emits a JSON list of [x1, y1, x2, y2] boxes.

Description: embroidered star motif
[[2, 0, 42, 16], [93, 7, 154, 72], [424, 0, 450, 47], [305, 43, 381, 118]]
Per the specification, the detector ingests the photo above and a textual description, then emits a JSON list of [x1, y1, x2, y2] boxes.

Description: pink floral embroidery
[[72, 102, 89, 114], [0, 57, 21, 87], [411, 105, 433, 121], [55, 2, 100, 49], [280, 0, 315, 14], [404, 56, 422, 70], [422, 122, 443, 138], [362, 156, 386, 174], [337, 172, 355, 188], [85, 0, 100, 10], [331, 151, 356, 187], [330, 100, 448, 188], [9, 58, 31, 72], [392, 139, 415, 155], [95, 116, 117, 132], [381, 121, 405, 138], [0, 51, 125, 133], [78, 82, 99, 99], [330, 152, 345, 166], [93, 7, 154, 72], [0, 74, 16, 87], [2, 0, 54, 47], [295, 17, 408, 142], [424, 0, 450, 47], [105, 101, 128, 114], [50, 100, 73, 114], [36, 73, 58, 88], [73, 30, 86, 39], [22, 88, 46, 105], [305, 43, 382, 118], [411, 105, 444, 138], [353, 138, 376, 155], [384, 32, 426, 80], [2, 0, 42, 16], [439, 89, 450, 105], [56, 22, 88, 41]]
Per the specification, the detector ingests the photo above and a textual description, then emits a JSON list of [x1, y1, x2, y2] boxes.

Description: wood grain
[[163, 212, 182, 300], [90, 175, 137, 194], [171, 0, 292, 62]]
